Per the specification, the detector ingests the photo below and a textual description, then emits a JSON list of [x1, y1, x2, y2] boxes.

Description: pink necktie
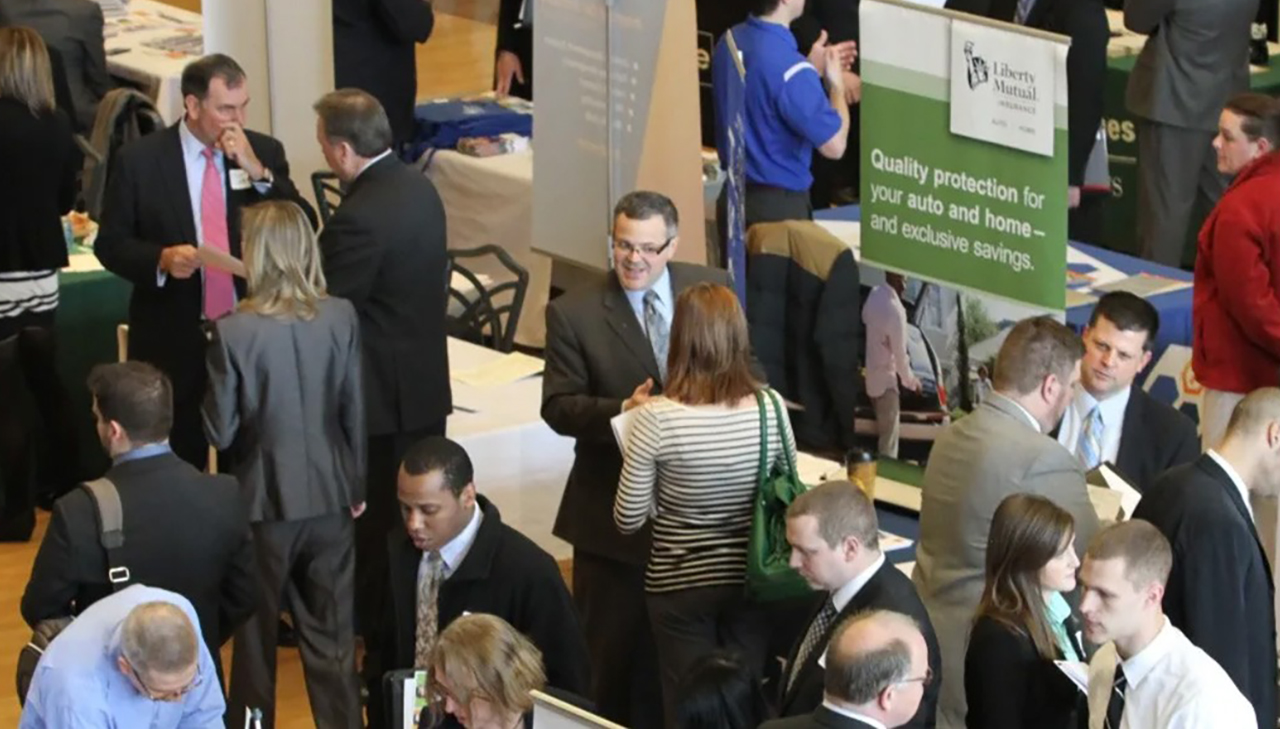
[[200, 147, 235, 320]]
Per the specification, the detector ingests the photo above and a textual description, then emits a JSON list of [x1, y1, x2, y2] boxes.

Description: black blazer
[[368, 495, 591, 729], [779, 560, 941, 727], [1133, 456, 1278, 728], [964, 615, 1085, 729], [948, 0, 1108, 186], [318, 154, 450, 437], [95, 124, 310, 401], [541, 262, 731, 566], [1114, 385, 1199, 492], [0, 99, 77, 274], [20, 452, 258, 664], [496, 0, 533, 99], [763, 704, 883, 729], [333, 0, 434, 145]]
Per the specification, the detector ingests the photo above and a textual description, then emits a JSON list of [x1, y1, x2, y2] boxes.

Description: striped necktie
[[788, 601, 837, 692], [1014, 0, 1036, 24], [1079, 405, 1103, 471], [1106, 665, 1127, 729], [414, 551, 444, 668], [643, 290, 669, 382]]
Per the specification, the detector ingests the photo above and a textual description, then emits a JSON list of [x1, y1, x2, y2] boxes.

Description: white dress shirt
[[1206, 450, 1255, 522], [1057, 385, 1130, 465], [1117, 617, 1256, 729], [354, 148, 393, 181], [622, 266, 673, 335], [419, 505, 484, 583], [831, 553, 888, 613], [862, 284, 919, 398], [822, 699, 888, 729]]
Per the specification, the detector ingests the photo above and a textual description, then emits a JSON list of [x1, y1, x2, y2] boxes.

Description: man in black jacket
[[366, 436, 591, 729], [315, 88, 451, 650], [495, 0, 532, 99], [21, 362, 257, 688], [780, 482, 939, 726], [333, 0, 434, 147], [1133, 388, 1279, 729], [95, 53, 313, 471]]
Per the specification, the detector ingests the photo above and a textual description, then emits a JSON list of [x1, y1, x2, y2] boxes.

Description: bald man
[[763, 610, 931, 729], [1134, 388, 1280, 728]]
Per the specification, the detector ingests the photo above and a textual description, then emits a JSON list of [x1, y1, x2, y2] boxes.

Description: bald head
[[1218, 388, 1280, 497], [825, 610, 928, 727], [118, 602, 199, 690], [1226, 388, 1280, 438]]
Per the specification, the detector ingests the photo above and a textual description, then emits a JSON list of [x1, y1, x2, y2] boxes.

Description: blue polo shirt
[[713, 17, 842, 192]]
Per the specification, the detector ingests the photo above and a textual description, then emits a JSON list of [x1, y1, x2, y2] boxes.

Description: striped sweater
[[614, 388, 797, 593]]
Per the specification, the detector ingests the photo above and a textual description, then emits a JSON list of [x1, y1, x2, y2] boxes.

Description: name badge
[[229, 169, 252, 190]]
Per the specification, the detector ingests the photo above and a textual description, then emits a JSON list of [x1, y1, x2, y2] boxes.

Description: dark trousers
[[646, 584, 770, 729], [713, 184, 815, 267], [1135, 120, 1226, 267], [230, 513, 361, 729], [573, 550, 664, 729], [356, 421, 446, 649]]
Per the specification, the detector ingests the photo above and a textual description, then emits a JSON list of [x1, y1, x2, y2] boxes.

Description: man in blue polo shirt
[[714, 0, 852, 247]]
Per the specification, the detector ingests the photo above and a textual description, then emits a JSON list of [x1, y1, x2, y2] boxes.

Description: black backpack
[[16, 478, 130, 705]]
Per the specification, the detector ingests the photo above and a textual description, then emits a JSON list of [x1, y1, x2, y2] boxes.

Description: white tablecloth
[[103, 0, 203, 124], [420, 149, 551, 349]]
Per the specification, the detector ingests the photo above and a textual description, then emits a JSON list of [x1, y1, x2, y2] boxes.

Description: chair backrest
[[311, 171, 344, 226], [446, 245, 529, 353], [81, 88, 165, 219]]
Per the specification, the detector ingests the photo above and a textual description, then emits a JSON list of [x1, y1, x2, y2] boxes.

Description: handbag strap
[[763, 389, 798, 478], [755, 389, 770, 485], [81, 478, 130, 591]]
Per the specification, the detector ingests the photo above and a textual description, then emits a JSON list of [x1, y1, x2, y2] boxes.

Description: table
[[814, 205, 1201, 421], [102, 0, 203, 124], [418, 149, 552, 349]]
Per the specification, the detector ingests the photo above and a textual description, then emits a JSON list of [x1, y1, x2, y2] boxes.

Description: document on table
[[1093, 272, 1190, 298], [879, 531, 913, 552], [451, 351, 545, 388], [196, 246, 246, 278]]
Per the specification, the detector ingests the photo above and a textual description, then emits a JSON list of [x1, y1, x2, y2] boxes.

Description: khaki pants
[[872, 389, 901, 459]]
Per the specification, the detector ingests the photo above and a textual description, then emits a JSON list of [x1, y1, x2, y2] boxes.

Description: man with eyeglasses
[[20, 585, 223, 728], [764, 609, 932, 729], [541, 189, 728, 729]]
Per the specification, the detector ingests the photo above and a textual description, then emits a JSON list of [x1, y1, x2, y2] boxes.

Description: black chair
[[446, 245, 529, 353], [311, 171, 345, 226], [0, 334, 36, 541]]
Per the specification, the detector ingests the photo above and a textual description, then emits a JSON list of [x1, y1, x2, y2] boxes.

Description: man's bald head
[[1226, 388, 1280, 438], [825, 610, 929, 727], [1220, 388, 1280, 498]]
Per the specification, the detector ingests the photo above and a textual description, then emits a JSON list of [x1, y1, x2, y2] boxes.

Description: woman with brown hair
[[614, 281, 796, 727], [964, 493, 1086, 729]]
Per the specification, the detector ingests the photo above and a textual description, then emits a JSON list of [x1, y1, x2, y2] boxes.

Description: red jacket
[[1193, 151, 1280, 394]]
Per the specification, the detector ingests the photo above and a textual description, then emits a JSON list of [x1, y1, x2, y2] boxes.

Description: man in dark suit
[[763, 610, 931, 729], [20, 362, 257, 687], [495, 0, 532, 99], [1056, 292, 1199, 492], [333, 0, 433, 147], [366, 436, 590, 729], [541, 190, 729, 729], [314, 88, 452, 654], [780, 482, 940, 726], [0, 0, 112, 132], [1133, 388, 1279, 729], [95, 54, 312, 471]]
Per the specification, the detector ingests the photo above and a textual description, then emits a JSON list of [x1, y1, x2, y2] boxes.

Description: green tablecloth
[[57, 267, 130, 479], [1100, 54, 1280, 257]]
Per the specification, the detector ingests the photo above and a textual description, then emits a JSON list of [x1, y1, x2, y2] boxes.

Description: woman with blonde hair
[[202, 199, 366, 728], [427, 613, 550, 729], [614, 282, 797, 727], [0, 26, 82, 537]]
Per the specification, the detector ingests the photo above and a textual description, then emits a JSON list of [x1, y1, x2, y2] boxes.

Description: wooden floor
[[0, 2, 510, 725]]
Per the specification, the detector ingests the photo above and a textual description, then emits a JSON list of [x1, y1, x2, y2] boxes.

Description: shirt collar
[[622, 266, 673, 314], [1206, 449, 1254, 520], [1120, 615, 1175, 690], [113, 441, 172, 466], [991, 392, 1041, 433], [435, 503, 484, 574], [746, 15, 800, 49], [821, 699, 888, 729], [831, 553, 886, 613], [179, 118, 218, 164], [354, 149, 393, 181], [1074, 385, 1131, 428]]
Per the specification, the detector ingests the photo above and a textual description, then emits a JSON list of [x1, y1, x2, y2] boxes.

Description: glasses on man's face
[[127, 662, 202, 703], [613, 236, 674, 258], [896, 667, 934, 688]]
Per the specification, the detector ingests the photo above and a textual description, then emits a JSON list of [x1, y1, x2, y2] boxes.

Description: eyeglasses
[[613, 236, 674, 257], [896, 667, 934, 688], [127, 661, 202, 703]]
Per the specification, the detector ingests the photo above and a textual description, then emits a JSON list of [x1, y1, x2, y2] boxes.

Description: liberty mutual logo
[[964, 41, 989, 90]]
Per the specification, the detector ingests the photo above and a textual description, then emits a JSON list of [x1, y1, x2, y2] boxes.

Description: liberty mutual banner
[[949, 20, 1056, 157]]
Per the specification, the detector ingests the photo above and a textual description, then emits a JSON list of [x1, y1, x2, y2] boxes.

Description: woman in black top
[[965, 494, 1087, 729]]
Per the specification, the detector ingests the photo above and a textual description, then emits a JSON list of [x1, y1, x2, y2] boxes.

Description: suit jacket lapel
[[1115, 386, 1142, 486], [158, 124, 198, 245], [1199, 456, 1272, 584], [602, 278, 662, 384], [781, 595, 828, 707], [391, 536, 423, 665]]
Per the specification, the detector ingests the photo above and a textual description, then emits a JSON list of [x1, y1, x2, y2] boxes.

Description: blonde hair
[[428, 614, 547, 725], [0, 27, 55, 115], [239, 201, 327, 320]]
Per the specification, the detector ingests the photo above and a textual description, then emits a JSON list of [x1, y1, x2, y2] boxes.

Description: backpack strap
[[81, 478, 129, 591]]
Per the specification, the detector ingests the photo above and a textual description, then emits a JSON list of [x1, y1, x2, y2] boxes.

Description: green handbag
[[745, 389, 815, 602]]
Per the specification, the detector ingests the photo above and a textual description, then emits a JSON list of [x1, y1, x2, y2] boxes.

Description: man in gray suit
[[541, 190, 728, 729], [912, 316, 1100, 729], [1126, 0, 1258, 266], [0, 0, 111, 132]]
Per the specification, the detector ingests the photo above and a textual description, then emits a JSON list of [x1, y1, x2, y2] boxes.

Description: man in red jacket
[[1194, 93, 1280, 450]]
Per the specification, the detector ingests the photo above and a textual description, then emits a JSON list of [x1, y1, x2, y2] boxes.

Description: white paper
[[1054, 660, 1090, 694], [611, 409, 636, 453], [451, 351, 545, 388], [880, 530, 914, 552], [895, 560, 915, 577], [1098, 463, 1142, 518], [949, 19, 1058, 157], [65, 253, 105, 273]]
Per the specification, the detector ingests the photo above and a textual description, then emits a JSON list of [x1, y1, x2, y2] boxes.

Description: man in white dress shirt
[[862, 273, 921, 458], [1079, 520, 1255, 729]]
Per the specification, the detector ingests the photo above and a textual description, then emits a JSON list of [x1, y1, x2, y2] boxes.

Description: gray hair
[[314, 88, 393, 158], [120, 602, 199, 679], [613, 190, 679, 238], [825, 611, 918, 705]]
